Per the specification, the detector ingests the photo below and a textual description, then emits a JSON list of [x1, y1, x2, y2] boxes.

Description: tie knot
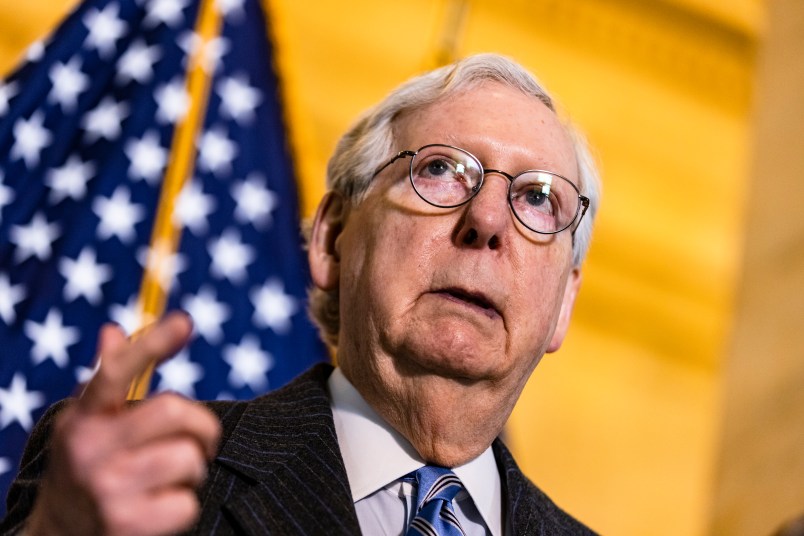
[[413, 465, 464, 510], [406, 466, 467, 536]]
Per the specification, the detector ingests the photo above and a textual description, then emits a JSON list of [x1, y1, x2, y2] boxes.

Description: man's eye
[[425, 159, 452, 176], [513, 185, 556, 217], [525, 190, 548, 207]]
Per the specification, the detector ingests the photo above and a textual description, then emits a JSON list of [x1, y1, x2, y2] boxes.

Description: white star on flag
[[182, 286, 231, 344], [116, 39, 161, 85], [178, 32, 229, 73], [0, 458, 10, 477], [174, 179, 216, 234], [11, 111, 52, 168], [26, 40, 45, 63], [48, 57, 90, 112], [197, 126, 237, 176], [0, 175, 14, 219], [222, 334, 273, 392], [9, 212, 61, 263], [0, 374, 46, 432], [0, 273, 25, 325], [217, 74, 262, 125], [154, 77, 190, 124], [232, 173, 277, 228], [45, 155, 96, 204], [156, 350, 204, 397], [250, 279, 298, 334], [75, 358, 101, 384], [215, 0, 245, 19], [0, 81, 19, 116], [125, 130, 168, 183], [108, 296, 148, 336], [208, 228, 255, 284], [82, 96, 129, 143], [144, 0, 190, 28], [59, 247, 113, 305], [93, 185, 145, 244], [24, 309, 81, 369], [138, 239, 188, 291], [84, 3, 128, 58]]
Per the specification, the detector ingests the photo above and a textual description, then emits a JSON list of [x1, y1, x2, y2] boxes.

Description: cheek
[[340, 212, 429, 322], [370, 213, 445, 278], [509, 249, 572, 350]]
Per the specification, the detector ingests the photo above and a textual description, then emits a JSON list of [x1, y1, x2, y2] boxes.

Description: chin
[[394, 325, 503, 381]]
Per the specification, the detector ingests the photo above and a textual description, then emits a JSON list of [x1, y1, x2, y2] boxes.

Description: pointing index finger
[[79, 312, 193, 414]]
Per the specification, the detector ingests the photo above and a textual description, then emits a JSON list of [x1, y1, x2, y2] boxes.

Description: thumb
[[78, 312, 193, 413]]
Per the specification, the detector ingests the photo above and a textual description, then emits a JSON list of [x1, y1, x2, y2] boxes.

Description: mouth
[[434, 287, 501, 320]]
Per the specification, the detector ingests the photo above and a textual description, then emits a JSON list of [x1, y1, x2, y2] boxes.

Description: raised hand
[[26, 312, 221, 536]]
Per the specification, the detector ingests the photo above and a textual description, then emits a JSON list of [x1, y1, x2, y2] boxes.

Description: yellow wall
[[709, 1, 804, 534], [4, 1, 801, 535]]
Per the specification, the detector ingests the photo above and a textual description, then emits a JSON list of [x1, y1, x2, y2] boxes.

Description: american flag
[[0, 0, 327, 513]]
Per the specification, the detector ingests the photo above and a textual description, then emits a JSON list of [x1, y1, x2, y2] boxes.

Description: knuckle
[[174, 492, 201, 528], [172, 440, 207, 482], [155, 393, 189, 421], [204, 409, 223, 437], [90, 467, 123, 498], [187, 448, 209, 484]]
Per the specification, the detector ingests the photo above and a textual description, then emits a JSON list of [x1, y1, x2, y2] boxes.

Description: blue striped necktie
[[405, 465, 467, 536]]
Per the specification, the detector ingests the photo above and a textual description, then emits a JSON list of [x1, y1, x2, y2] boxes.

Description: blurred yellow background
[[2, 0, 802, 534]]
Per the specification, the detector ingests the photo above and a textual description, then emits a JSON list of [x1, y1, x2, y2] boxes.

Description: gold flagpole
[[126, 0, 223, 400]]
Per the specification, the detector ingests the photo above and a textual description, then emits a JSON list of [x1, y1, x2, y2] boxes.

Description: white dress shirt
[[328, 367, 504, 536]]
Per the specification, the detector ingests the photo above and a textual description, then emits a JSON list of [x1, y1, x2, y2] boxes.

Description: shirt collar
[[328, 367, 503, 536]]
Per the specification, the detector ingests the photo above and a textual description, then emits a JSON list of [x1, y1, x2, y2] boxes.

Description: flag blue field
[[0, 0, 327, 513]]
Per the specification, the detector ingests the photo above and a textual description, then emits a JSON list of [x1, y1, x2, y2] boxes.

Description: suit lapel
[[195, 364, 362, 535], [495, 439, 540, 533]]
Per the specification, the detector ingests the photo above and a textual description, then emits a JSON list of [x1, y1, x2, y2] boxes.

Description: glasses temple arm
[[372, 150, 416, 178]]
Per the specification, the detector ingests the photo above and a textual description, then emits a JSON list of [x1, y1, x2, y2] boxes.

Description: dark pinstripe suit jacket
[[2, 363, 596, 535]]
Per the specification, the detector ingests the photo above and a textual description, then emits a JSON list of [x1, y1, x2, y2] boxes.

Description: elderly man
[[1, 53, 599, 535]]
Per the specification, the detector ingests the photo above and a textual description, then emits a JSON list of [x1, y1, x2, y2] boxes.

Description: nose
[[454, 173, 511, 250]]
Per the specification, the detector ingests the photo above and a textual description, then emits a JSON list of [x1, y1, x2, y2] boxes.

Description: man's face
[[312, 81, 581, 420]]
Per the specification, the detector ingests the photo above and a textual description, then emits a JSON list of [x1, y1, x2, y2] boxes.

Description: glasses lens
[[410, 145, 483, 208], [509, 171, 579, 233]]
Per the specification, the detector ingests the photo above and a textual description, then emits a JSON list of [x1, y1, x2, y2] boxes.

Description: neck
[[339, 352, 524, 467]]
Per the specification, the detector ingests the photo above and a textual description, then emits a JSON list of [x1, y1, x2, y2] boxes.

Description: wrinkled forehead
[[390, 82, 579, 182]]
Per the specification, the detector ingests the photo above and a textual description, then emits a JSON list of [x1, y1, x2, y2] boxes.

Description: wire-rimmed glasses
[[373, 143, 590, 235]]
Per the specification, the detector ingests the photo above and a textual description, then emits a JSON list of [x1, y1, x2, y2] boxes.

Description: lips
[[434, 287, 501, 319]]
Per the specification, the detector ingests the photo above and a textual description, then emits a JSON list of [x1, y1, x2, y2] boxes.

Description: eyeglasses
[[373, 143, 590, 235]]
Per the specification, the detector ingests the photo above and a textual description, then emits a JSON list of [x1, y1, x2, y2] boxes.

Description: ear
[[546, 268, 581, 353], [308, 191, 346, 291]]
